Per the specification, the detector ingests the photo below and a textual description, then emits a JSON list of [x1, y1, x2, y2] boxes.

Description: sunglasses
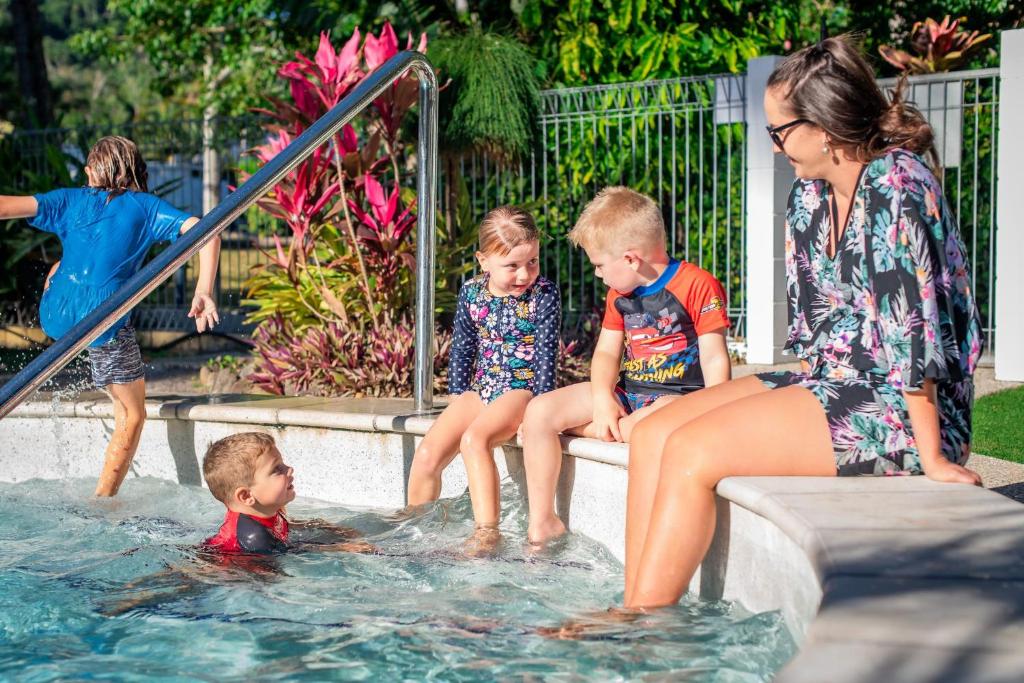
[[765, 118, 811, 151]]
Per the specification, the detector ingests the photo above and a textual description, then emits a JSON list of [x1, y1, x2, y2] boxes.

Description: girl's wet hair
[[86, 135, 149, 200], [477, 205, 539, 256], [767, 35, 938, 169]]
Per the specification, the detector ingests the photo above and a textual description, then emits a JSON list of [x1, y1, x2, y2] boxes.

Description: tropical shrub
[[878, 16, 992, 74]]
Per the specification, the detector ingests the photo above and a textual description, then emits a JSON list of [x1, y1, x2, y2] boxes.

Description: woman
[[622, 36, 983, 610]]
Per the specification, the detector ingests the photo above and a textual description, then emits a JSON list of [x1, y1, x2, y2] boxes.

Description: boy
[[521, 186, 732, 544], [203, 432, 373, 554]]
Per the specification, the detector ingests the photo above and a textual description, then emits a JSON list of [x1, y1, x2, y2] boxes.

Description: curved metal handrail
[[0, 51, 438, 418]]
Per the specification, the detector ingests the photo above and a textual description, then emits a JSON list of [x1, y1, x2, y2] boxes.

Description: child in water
[[0, 136, 221, 496], [405, 206, 561, 554]]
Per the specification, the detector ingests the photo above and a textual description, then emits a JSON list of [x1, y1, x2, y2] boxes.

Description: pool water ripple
[[0, 478, 795, 681]]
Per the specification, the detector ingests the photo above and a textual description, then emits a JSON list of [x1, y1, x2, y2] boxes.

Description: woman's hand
[[923, 457, 982, 486], [188, 292, 219, 333]]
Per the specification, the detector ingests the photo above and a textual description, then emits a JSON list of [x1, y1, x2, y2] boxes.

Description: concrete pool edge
[[4, 394, 1024, 682]]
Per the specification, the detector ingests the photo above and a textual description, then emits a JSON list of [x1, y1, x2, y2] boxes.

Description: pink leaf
[[315, 32, 338, 81]]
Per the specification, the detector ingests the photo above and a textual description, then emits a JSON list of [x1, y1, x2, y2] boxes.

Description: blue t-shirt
[[30, 188, 191, 346]]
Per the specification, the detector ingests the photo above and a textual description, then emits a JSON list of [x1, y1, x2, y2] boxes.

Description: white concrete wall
[[995, 29, 1024, 381], [744, 56, 795, 364]]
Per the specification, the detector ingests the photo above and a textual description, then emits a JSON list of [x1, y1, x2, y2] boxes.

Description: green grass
[[973, 386, 1024, 463]]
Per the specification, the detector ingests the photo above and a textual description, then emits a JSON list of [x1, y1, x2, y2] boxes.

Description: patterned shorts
[[755, 370, 927, 476], [89, 325, 145, 388], [613, 385, 662, 414]]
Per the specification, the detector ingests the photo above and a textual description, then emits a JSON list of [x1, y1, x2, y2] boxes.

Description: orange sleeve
[[684, 268, 730, 335], [601, 289, 624, 330]]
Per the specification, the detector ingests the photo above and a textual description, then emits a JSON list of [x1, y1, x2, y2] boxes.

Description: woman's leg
[[520, 383, 597, 543], [95, 378, 147, 496], [460, 389, 534, 529], [407, 392, 485, 506], [626, 385, 835, 608], [623, 376, 774, 596]]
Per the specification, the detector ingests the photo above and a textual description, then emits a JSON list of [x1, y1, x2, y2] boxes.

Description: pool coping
[[8, 393, 1024, 682]]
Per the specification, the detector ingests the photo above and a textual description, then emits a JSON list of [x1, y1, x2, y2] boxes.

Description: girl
[[622, 36, 983, 609], [0, 135, 221, 497], [406, 206, 560, 553]]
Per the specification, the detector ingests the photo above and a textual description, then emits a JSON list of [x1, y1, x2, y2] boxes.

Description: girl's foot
[[527, 517, 567, 546], [463, 526, 501, 558]]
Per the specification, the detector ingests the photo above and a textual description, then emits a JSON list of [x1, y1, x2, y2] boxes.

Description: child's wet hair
[[203, 432, 277, 503], [477, 205, 539, 256], [86, 135, 149, 200], [568, 186, 666, 256]]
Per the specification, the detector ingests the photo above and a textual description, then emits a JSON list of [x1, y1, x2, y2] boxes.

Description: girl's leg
[[626, 385, 835, 608], [95, 378, 147, 496], [407, 392, 485, 506], [623, 376, 773, 597], [520, 383, 597, 543], [460, 389, 534, 529]]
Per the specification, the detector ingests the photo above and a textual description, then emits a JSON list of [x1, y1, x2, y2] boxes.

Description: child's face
[[585, 247, 644, 294], [476, 240, 540, 297], [247, 446, 296, 514]]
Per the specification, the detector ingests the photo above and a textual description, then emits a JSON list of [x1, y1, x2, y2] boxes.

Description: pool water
[[0, 478, 795, 681]]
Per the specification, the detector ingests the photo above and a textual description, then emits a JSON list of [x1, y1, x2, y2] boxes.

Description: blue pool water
[[0, 478, 795, 681]]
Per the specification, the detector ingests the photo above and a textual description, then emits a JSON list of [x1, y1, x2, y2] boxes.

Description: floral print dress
[[448, 274, 561, 403], [757, 149, 983, 475]]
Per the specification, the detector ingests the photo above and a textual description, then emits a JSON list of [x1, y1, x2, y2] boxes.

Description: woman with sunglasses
[[619, 35, 984, 610]]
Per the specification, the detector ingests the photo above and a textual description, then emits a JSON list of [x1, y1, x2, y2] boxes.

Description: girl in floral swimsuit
[[617, 36, 984, 611], [406, 206, 560, 553]]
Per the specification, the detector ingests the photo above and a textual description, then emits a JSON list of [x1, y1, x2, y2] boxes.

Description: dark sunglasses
[[765, 119, 811, 150]]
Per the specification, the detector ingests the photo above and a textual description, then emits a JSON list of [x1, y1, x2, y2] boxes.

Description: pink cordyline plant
[[347, 173, 416, 253]]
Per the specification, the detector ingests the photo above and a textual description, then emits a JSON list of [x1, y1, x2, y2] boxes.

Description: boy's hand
[[189, 292, 220, 333], [923, 457, 982, 486], [591, 393, 627, 442], [322, 539, 378, 554]]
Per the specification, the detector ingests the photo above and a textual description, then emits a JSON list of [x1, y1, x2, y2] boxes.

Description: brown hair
[[86, 135, 149, 200], [767, 35, 938, 169], [568, 186, 666, 256], [477, 205, 539, 256], [202, 432, 276, 503]]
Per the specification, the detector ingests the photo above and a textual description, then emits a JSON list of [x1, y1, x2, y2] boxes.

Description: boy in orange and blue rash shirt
[[520, 186, 732, 544]]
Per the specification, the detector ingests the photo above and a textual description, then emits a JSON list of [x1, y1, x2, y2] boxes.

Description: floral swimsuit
[[757, 149, 983, 475], [448, 274, 561, 403]]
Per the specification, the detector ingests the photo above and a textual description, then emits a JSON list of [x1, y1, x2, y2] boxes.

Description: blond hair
[[86, 135, 148, 201], [477, 205, 539, 256], [568, 186, 666, 256], [202, 432, 276, 503]]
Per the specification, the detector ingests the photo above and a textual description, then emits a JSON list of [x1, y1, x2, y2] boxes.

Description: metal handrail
[[0, 51, 438, 418]]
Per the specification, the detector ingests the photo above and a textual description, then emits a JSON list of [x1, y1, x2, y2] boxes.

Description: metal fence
[[4, 66, 1001, 349], [447, 74, 748, 333], [880, 68, 1000, 353]]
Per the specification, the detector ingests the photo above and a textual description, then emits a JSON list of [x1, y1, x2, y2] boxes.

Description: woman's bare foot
[[463, 526, 501, 558], [535, 607, 644, 640], [526, 516, 567, 546]]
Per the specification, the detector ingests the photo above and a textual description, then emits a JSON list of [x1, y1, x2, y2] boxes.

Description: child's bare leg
[[626, 386, 835, 608], [95, 378, 146, 497], [460, 389, 533, 529], [521, 383, 596, 544], [406, 393, 485, 506], [623, 376, 771, 599]]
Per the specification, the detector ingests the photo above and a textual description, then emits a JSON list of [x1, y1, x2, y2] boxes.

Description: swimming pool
[[0, 478, 795, 681]]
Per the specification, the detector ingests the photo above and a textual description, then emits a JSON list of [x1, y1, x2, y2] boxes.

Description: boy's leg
[[407, 392, 485, 506], [460, 389, 533, 529], [95, 378, 146, 496], [520, 383, 598, 543]]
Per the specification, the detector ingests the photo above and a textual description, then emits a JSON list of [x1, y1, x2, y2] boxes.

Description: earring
[[822, 144, 830, 155]]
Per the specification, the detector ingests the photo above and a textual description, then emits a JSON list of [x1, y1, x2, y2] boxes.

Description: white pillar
[[995, 29, 1024, 381], [744, 56, 795, 364]]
